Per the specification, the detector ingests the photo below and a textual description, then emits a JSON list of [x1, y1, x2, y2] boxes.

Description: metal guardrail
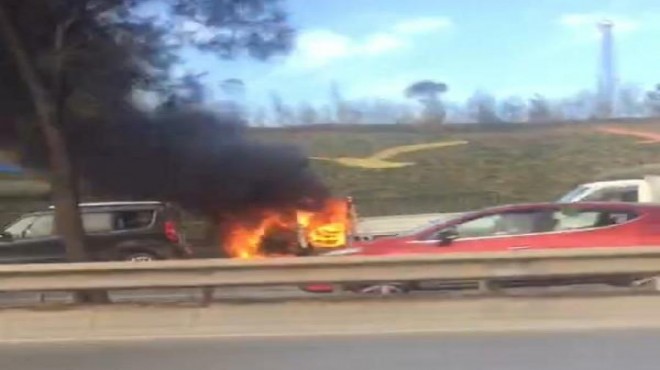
[[1, 247, 660, 294]]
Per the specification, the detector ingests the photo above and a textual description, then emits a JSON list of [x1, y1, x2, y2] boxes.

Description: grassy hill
[[6, 120, 660, 220], [252, 120, 660, 215]]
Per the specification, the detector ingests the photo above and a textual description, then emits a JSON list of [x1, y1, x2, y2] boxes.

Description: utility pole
[[597, 20, 617, 118]]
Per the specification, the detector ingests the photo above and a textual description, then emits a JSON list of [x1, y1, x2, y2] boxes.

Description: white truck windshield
[[557, 185, 591, 203]]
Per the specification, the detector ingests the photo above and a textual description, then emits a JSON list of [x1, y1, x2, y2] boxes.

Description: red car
[[304, 202, 660, 294]]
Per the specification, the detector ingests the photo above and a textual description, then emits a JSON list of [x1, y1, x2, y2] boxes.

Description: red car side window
[[553, 209, 638, 230], [427, 210, 554, 240]]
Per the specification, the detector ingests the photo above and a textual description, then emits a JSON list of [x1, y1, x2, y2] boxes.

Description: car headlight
[[322, 247, 363, 256]]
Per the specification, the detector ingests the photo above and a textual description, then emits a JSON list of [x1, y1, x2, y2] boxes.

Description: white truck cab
[[558, 176, 660, 203]]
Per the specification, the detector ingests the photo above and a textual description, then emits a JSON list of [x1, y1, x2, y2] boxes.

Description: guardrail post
[[201, 286, 213, 306], [478, 280, 500, 293], [331, 283, 345, 296]]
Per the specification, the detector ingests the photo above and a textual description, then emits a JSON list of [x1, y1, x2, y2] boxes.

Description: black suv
[[0, 201, 192, 263]]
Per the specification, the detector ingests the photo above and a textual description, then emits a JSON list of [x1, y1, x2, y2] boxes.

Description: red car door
[[404, 207, 560, 254]]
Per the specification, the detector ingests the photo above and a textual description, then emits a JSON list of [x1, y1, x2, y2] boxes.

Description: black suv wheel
[[122, 251, 158, 262]]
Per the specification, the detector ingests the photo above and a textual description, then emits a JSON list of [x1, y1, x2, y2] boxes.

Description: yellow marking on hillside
[[310, 140, 469, 169]]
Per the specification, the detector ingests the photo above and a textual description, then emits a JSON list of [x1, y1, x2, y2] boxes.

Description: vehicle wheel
[[358, 283, 409, 295], [123, 251, 158, 262], [631, 276, 660, 291]]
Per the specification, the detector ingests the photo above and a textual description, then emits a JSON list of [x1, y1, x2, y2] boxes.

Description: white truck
[[558, 175, 660, 203], [351, 176, 660, 241]]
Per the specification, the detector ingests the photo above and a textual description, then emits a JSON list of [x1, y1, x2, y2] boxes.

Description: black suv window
[[114, 210, 155, 230], [81, 210, 155, 233], [4, 207, 159, 239], [27, 214, 54, 238], [4, 216, 36, 239], [82, 212, 114, 233]]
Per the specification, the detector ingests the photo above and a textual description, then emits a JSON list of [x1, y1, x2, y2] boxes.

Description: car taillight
[[164, 221, 180, 243]]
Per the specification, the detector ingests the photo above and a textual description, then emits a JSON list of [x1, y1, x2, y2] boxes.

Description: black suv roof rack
[[47, 201, 163, 210]]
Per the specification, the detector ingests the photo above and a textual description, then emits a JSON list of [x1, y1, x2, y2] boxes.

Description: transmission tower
[[597, 20, 616, 118]]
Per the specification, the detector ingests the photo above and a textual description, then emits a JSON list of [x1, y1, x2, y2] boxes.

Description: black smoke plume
[[16, 108, 330, 218]]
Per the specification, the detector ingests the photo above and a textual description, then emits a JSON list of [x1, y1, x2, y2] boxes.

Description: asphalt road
[[2, 329, 660, 370]]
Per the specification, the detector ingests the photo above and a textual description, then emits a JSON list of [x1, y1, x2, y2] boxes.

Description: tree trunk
[[0, 4, 87, 262], [44, 126, 88, 262], [0, 4, 109, 303]]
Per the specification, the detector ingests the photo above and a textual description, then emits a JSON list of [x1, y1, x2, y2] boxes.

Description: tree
[[357, 99, 416, 124], [528, 94, 554, 122], [646, 84, 660, 117], [0, 0, 293, 273], [220, 78, 245, 97], [499, 96, 526, 122], [270, 91, 294, 125], [218, 78, 246, 118], [296, 103, 319, 125], [159, 72, 210, 111], [318, 105, 334, 123], [617, 83, 644, 117], [404, 80, 448, 123], [251, 107, 268, 127], [466, 90, 499, 124], [329, 82, 351, 123], [342, 101, 364, 124], [562, 90, 597, 120]]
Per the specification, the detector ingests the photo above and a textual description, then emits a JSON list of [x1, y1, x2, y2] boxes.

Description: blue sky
[[173, 0, 660, 109]]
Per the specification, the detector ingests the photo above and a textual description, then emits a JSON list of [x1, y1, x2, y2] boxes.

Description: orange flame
[[224, 211, 289, 259], [299, 198, 351, 249], [223, 198, 352, 259]]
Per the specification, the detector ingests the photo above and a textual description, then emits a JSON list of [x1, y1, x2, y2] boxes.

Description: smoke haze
[[15, 108, 330, 218]]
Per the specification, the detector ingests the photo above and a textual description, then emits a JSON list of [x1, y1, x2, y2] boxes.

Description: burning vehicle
[[6, 105, 358, 259], [221, 197, 358, 258]]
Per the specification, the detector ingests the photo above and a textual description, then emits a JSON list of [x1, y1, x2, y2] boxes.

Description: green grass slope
[[252, 121, 660, 215]]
